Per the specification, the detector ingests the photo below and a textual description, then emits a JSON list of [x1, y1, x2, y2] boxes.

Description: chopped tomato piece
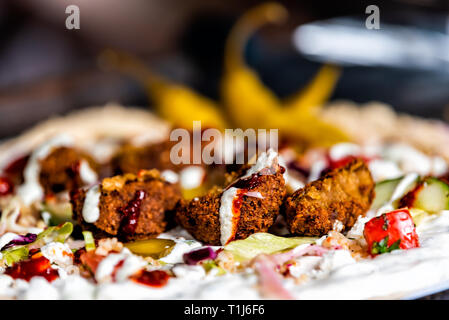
[[77, 249, 105, 274], [364, 209, 419, 256], [5, 255, 59, 282], [131, 270, 169, 288], [0, 176, 14, 196]]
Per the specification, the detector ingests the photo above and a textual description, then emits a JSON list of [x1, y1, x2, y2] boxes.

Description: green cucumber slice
[[42, 201, 73, 225], [413, 178, 449, 213], [372, 177, 402, 210]]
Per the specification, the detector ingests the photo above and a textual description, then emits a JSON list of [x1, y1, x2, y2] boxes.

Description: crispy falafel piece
[[284, 159, 375, 236], [39, 147, 99, 195], [111, 140, 178, 175], [111, 140, 227, 198], [175, 154, 287, 245], [71, 169, 182, 241]]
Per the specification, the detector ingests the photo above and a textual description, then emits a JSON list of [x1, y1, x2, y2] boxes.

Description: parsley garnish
[[371, 236, 401, 255]]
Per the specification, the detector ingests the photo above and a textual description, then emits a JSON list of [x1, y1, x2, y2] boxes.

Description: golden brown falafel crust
[[71, 170, 181, 241], [39, 147, 99, 195], [285, 159, 375, 236], [111, 141, 178, 175], [176, 171, 286, 245]]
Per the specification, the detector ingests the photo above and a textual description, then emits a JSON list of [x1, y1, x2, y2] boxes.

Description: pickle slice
[[124, 239, 176, 259]]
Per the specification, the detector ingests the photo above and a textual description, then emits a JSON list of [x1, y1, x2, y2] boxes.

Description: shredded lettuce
[[224, 233, 317, 262], [33, 222, 73, 247], [0, 222, 74, 266], [1, 246, 29, 267], [82, 231, 96, 252]]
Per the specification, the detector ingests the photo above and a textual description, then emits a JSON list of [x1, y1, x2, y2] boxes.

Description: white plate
[[403, 280, 449, 300]]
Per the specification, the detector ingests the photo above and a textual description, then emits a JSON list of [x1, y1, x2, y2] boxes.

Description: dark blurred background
[[1, 0, 449, 139]]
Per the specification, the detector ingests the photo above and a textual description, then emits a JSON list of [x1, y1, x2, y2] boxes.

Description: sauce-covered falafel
[[176, 149, 287, 245], [71, 169, 182, 241], [284, 159, 375, 236]]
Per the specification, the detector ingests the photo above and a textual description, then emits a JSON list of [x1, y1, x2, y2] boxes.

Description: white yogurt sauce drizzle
[[219, 149, 282, 245], [82, 185, 101, 223], [179, 166, 205, 189], [5, 142, 449, 300], [95, 248, 146, 283], [18, 135, 73, 205], [79, 160, 98, 186]]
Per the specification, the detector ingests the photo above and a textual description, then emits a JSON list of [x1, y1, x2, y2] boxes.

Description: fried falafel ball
[[111, 139, 227, 199], [111, 140, 178, 175], [175, 149, 287, 245], [71, 169, 182, 241], [39, 147, 99, 195], [285, 159, 375, 236]]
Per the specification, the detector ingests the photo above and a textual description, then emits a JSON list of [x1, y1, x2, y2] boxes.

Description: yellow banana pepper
[[221, 2, 349, 146]]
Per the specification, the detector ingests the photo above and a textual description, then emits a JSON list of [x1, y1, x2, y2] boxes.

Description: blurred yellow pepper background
[[100, 2, 350, 148]]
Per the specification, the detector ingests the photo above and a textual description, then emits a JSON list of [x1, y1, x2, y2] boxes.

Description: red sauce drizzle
[[226, 189, 246, 243], [224, 165, 283, 244], [132, 270, 169, 288], [231, 164, 282, 187], [5, 256, 59, 282], [119, 190, 147, 236]]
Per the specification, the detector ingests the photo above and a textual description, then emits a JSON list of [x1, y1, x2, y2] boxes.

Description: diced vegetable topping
[[0, 177, 14, 196], [224, 232, 316, 262], [82, 231, 96, 252], [131, 270, 170, 288], [183, 247, 217, 265], [5, 254, 59, 282], [400, 177, 449, 213], [202, 260, 226, 275], [364, 209, 419, 256], [371, 177, 403, 210], [77, 250, 104, 274]]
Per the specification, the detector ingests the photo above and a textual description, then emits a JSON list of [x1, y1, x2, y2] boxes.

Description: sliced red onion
[[183, 247, 217, 265], [242, 191, 264, 199], [1, 233, 37, 250], [253, 254, 294, 300], [250, 245, 330, 299], [270, 244, 329, 266]]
